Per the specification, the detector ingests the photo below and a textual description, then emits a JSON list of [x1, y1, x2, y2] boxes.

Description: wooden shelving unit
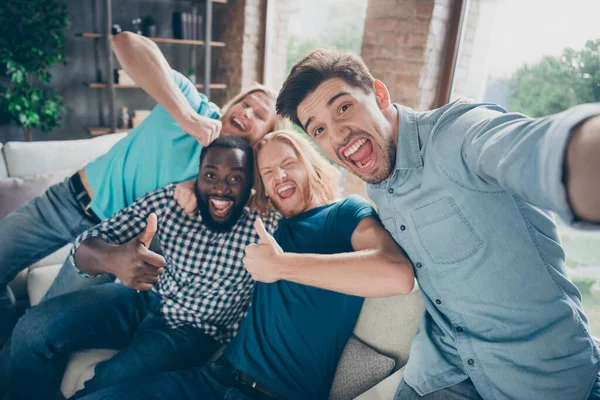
[[76, 32, 226, 47], [77, 0, 226, 135], [84, 82, 228, 90]]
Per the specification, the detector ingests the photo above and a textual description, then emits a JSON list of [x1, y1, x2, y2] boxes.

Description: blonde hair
[[253, 129, 341, 216], [220, 83, 291, 132]]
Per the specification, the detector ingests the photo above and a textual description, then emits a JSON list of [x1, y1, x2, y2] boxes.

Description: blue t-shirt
[[85, 70, 221, 220], [225, 195, 377, 400]]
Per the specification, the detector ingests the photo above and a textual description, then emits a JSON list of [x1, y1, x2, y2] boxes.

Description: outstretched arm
[[244, 217, 415, 297]]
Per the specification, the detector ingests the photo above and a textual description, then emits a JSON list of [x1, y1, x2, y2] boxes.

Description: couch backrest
[[353, 286, 424, 372], [0, 143, 8, 178], [3, 133, 128, 177]]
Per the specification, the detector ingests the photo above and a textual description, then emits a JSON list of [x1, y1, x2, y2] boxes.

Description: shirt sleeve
[[69, 187, 172, 269], [334, 195, 379, 245], [436, 100, 600, 225]]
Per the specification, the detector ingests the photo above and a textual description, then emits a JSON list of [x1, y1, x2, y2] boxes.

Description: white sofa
[[2, 136, 424, 399]]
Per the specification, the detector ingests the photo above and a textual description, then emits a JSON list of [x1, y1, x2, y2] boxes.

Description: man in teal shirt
[[0, 32, 287, 342], [276, 49, 600, 400]]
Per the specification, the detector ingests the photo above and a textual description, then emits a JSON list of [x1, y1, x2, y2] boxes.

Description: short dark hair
[[199, 136, 254, 182], [276, 48, 375, 127]]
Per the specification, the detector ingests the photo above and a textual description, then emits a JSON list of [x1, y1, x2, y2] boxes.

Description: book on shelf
[[172, 11, 204, 40]]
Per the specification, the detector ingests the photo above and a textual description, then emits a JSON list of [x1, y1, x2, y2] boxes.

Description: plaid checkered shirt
[[70, 183, 279, 344]]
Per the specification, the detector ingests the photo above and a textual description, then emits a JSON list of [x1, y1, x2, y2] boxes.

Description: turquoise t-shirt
[[85, 70, 221, 220], [224, 195, 377, 400]]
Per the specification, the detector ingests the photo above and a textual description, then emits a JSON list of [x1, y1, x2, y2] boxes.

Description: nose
[[213, 181, 231, 196], [330, 122, 350, 144], [275, 168, 287, 181], [243, 107, 254, 119]]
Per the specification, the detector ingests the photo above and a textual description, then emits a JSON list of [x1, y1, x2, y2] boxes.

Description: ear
[[373, 80, 391, 111]]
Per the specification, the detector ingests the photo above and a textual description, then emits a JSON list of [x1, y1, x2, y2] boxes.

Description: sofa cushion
[[3, 133, 127, 177], [27, 263, 62, 306], [61, 349, 119, 398], [0, 168, 75, 220], [329, 335, 395, 400], [0, 143, 8, 178], [354, 366, 405, 400], [353, 287, 424, 371]]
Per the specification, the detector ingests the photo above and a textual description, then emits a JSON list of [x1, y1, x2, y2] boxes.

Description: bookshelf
[[77, 0, 227, 135]]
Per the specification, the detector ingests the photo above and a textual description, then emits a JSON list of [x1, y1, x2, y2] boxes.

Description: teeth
[[277, 185, 295, 194], [356, 158, 374, 169], [233, 118, 245, 131], [210, 199, 232, 211], [343, 138, 367, 158]]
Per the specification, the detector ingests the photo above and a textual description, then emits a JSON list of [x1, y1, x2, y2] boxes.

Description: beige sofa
[[2, 136, 424, 399]]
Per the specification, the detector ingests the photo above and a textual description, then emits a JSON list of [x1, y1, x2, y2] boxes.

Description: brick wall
[[361, 0, 454, 111], [213, 0, 289, 107]]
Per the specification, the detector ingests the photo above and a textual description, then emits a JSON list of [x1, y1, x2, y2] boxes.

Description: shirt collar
[[393, 103, 424, 171]]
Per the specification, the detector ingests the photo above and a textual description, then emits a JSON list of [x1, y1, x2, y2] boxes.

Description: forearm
[[566, 115, 600, 223], [111, 32, 196, 122], [280, 250, 414, 297], [74, 237, 119, 276]]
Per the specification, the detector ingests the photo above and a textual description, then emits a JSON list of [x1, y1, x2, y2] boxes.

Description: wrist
[[278, 253, 297, 281]]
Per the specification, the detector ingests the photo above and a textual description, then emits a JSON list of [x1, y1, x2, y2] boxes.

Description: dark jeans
[[0, 178, 112, 341], [2, 283, 220, 400], [76, 360, 256, 400]]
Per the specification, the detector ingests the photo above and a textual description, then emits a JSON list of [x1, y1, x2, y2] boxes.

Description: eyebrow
[[303, 91, 351, 132], [204, 165, 246, 172], [259, 156, 294, 171]]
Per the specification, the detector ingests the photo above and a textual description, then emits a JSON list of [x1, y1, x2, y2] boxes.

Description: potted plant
[[0, 0, 69, 141], [142, 14, 157, 37]]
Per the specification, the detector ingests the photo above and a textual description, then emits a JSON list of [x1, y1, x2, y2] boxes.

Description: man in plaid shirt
[[3, 136, 279, 400]]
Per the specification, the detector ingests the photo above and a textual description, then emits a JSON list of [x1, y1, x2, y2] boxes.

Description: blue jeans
[[0, 178, 112, 338], [76, 361, 253, 400], [395, 375, 600, 399], [3, 283, 220, 400]]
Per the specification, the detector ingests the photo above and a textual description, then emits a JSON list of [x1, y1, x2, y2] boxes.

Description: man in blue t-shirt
[[0, 32, 288, 341], [76, 130, 415, 400]]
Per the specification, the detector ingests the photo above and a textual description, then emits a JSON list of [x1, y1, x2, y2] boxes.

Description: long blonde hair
[[220, 83, 291, 132], [253, 129, 341, 216]]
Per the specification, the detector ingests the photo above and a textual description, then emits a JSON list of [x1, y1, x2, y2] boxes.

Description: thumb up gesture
[[243, 218, 285, 283], [110, 213, 166, 291]]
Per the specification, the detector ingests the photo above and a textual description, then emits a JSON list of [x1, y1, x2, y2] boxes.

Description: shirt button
[[400, 225, 406, 231], [388, 188, 394, 194], [435, 299, 442, 305], [416, 262, 422, 268], [467, 359, 475, 366], [456, 326, 463, 332]]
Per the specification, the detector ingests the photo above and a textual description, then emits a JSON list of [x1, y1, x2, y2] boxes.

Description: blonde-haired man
[[74, 130, 415, 400], [0, 31, 287, 341]]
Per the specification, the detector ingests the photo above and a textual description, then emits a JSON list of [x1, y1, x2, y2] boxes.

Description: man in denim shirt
[[276, 48, 600, 400]]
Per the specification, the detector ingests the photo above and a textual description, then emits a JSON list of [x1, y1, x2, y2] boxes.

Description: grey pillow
[[329, 335, 396, 400], [0, 169, 74, 220]]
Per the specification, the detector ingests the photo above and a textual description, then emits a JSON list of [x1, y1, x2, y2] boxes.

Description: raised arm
[[244, 217, 415, 297], [439, 101, 600, 226], [111, 31, 220, 146]]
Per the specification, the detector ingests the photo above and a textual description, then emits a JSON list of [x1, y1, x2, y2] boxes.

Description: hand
[[178, 113, 221, 147], [106, 213, 166, 291], [243, 218, 285, 283], [174, 179, 198, 217]]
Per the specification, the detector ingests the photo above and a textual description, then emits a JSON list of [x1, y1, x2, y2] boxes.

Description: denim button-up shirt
[[367, 100, 600, 399]]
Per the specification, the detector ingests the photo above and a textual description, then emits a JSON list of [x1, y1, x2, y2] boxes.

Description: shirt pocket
[[411, 197, 483, 265]]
